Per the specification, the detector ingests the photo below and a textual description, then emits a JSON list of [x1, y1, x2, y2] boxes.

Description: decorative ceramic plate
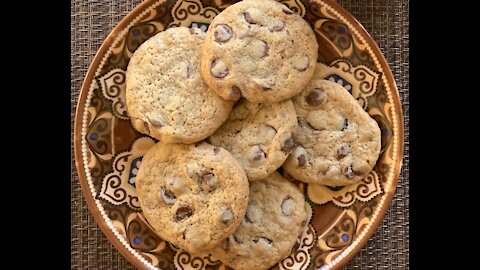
[[74, 0, 404, 269]]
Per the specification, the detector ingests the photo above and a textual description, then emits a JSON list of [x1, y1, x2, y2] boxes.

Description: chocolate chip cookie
[[208, 98, 297, 181], [200, 0, 318, 103], [126, 27, 234, 144], [283, 79, 381, 186], [211, 172, 307, 270], [135, 141, 249, 254]]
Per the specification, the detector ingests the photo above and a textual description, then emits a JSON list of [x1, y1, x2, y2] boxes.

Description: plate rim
[[315, 1, 404, 268], [73, 0, 405, 269], [73, 1, 158, 269]]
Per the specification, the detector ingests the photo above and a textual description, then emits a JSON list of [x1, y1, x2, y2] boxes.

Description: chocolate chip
[[143, 121, 150, 133], [258, 82, 271, 91], [264, 124, 277, 133], [147, 117, 163, 127], [229, 86, 242, 100], [306, 121, 324, 131], [260, 124, 277, 140], [200, 173, 218, 192], [186, 62, 193, 78], [210, 59, 228, 78], [245, 213, 253, 223], [203, 173, 215, 181], [229, 234, 243, 244], [281, 135, 295, 153], [282, 7, 294, 14], [254, 237, 272, 248], [243, 11, 256, 24], [269, 21, 284, 32], [337, 145, 350, 160], [281, 196, 294, 216], [292, 146, 308, 167], [293, 56, 310, 71], [214, 24, 232, 42], [247, 145, 266, 165], [297, 154, 306, 167], [253, 79, 271, 91], [186, 163, 204, 181], [306, 88, 326, 106], [224, 234, 242, 250], [252, 148, 265, 161], [220, 207, 234, 224], [213, 147, 220, 154], [259, 40, 269, 58], [175, 206, 193, 221], [159, 188, 176, 205], [343, 165, 355, 179], [167, 178, 184, 194], [245, 205, 254, 223], [341, 119, 349, 131]]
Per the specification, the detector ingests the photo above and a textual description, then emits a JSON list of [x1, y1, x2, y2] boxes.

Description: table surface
[[71, 0, 409, 269]]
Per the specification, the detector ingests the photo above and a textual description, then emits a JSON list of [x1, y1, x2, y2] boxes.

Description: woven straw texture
[[71, 0, 409, 269]]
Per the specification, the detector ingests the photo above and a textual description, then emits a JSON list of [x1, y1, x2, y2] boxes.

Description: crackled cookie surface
[[211, 172, 307, 270], [283, 79, 381, 186], [126, 27, 234, 144], [208, 98, 297, 180], [200, 0, 318, 103], [136, 141, 249, 254]]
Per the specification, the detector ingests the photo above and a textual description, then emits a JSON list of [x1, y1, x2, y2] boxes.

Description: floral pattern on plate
[[74, 0, 404, 269]]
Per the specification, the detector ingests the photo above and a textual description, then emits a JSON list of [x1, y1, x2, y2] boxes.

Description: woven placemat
[[71, 0, 409, 269]]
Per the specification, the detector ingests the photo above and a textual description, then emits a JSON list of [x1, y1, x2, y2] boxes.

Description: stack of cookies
[[126, 0, 381, 269]]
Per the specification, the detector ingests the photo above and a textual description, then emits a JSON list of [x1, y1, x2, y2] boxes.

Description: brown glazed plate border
[[73, 0, 404, 269], [319, 1, 404, 268], [74, 1, 155, 269]]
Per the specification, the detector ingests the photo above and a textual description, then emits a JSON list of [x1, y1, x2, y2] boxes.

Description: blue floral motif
[[128, 157, 143, 188], [341, 233, 349, 242], [89, 133, 98, 141], [133, 236, 142, 245]]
